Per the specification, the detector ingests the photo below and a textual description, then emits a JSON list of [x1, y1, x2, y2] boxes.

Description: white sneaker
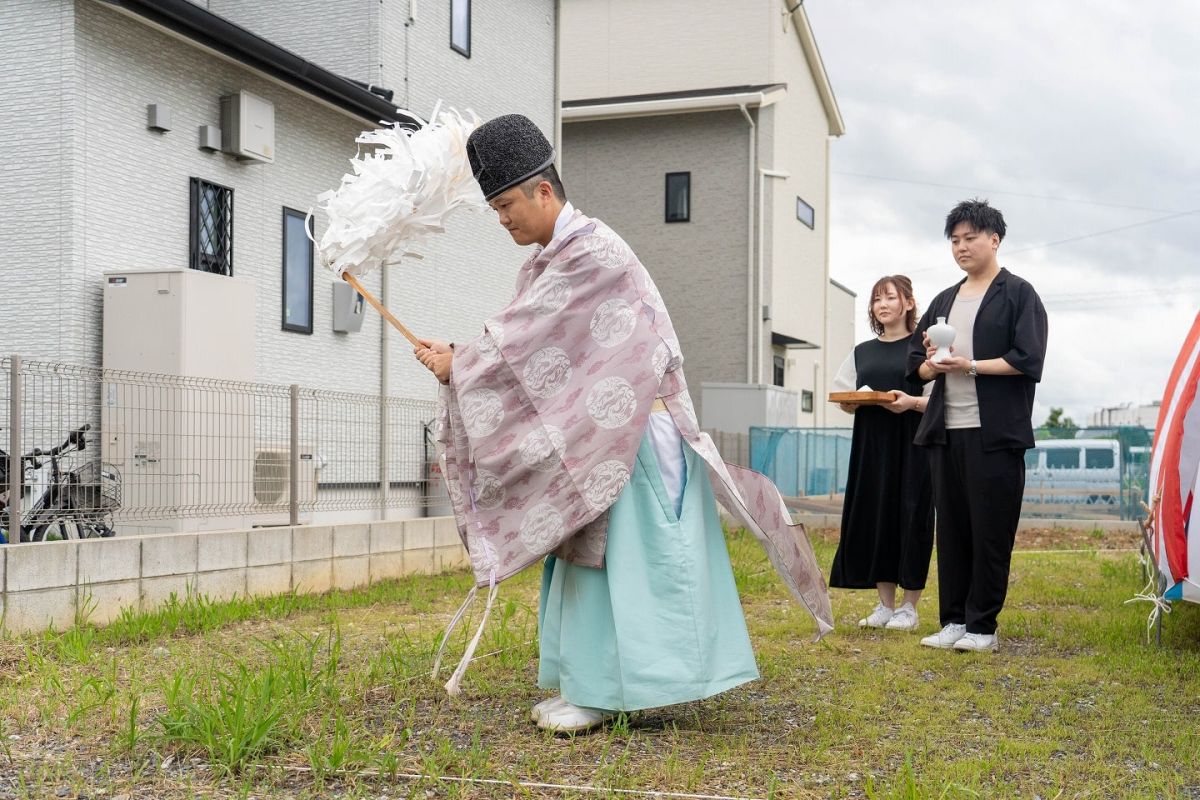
[[885, 603, 919, 631], [953, 632, 999, 652], [920, 623, 967, 649], [530, 695, 567, 723], [536, 701, 614, 734], [858, 603, 894, 628]]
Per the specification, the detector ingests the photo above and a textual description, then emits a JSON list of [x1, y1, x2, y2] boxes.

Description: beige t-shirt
[[945, 293, 982, 429]]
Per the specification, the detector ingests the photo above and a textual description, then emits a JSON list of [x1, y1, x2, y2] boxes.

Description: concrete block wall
[[0, 517, 468, 635]]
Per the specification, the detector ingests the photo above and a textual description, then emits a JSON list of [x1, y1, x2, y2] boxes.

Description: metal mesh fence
[[751, 425, 1154, 521], [1, 356, 439, 542]]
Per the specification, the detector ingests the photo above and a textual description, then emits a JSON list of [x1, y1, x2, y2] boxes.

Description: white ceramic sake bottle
[[928, 316, 956, 363]]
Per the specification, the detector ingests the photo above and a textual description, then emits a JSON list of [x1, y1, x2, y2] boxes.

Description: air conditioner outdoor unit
[[251, 448, 317, 522], [220, 91, 275, 163]]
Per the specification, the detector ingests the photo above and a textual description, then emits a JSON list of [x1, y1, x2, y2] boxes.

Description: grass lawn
[[0, 525, 1197, 799]]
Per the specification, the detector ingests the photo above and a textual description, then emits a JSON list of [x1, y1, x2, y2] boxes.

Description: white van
[[1023, 438, 1121, 508]]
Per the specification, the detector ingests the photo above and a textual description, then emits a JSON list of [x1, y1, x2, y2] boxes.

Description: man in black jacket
[[906, 199, 1048, 653]]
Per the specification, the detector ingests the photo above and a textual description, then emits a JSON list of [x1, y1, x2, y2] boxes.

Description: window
[[1085, 447, 1115, 469], [190, 177, 233, 275], [773, 355, 785, 387], [1024, 450, 1041, 470], [796, 196, 814, 229], [1046, 448, 1080, 470], [665, 172, 690, 222], [801, 390, 813, 413], [282, 208, 314, 334], [450, 0, 471, 57]]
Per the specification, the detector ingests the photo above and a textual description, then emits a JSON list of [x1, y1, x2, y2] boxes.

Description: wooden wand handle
[[341, 272, 423, 349]]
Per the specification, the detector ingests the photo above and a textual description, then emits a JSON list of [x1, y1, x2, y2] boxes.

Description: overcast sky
[[804, 1, 1200, 426]]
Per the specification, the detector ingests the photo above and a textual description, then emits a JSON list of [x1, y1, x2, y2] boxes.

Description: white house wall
[[765, 15, 832, 352], [823, 280, 857, 427], [163, 0, 559, 396], [381, 0, 559, 366], [1, 0, 556, 404], [0, 0, 78, 363], [559, 0, 773, 100], [74, 0, 387, 393], [199, 0, 379, 85]]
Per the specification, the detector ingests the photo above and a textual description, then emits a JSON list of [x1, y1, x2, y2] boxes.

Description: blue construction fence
[[750, 425, 1153, 521]]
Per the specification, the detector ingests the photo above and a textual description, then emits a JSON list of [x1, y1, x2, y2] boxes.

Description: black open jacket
[[905, 268, 1049, 451]]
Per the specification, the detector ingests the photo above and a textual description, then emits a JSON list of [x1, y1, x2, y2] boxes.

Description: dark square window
[[665, 172, 690, 223], [282, 208, 314, 334], [773, 355, 785, 387], [801, 390, 814, 413], [190, 177, 233, 275], [796, 196, 815, 229], [1085, 447, 1115, 469], [450, 0, 471, 57], [1046, 448, 1080, 469]]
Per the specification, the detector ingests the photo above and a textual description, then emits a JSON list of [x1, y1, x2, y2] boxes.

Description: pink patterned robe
[[437, 211, 833, 637]]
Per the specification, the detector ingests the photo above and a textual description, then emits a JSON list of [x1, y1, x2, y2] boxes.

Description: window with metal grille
[[801, 390, 814, 413], [190, 177, 233, 276], [282, 208, 314, 334]]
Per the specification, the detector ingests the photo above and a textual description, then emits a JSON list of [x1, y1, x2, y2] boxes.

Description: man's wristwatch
[[967, 359, 978, 378]]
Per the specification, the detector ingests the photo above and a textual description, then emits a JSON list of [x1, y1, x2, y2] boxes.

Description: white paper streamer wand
[[312, 104, 486, 351]]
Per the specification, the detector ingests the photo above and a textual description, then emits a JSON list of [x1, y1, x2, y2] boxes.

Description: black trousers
[[927, 428, 1025, 635]]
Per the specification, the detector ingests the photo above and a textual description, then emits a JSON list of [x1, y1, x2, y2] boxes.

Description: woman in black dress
[[829, 275, 934, 632]]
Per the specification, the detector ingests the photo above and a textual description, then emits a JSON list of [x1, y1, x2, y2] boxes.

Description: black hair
[[944, 198, 1006, 241], [519, 165, 567, 202]]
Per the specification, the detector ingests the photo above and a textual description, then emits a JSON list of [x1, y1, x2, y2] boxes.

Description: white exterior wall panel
[[0, 0, 557, 404]]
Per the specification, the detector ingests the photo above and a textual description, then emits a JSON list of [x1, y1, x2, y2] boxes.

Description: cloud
[[806, 0, 1200, 424]]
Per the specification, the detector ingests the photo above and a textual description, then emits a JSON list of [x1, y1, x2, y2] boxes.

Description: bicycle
[[0, 424, 121, 543]]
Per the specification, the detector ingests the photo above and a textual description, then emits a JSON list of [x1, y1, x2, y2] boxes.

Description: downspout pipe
[[380, 269, 390, 520], [738, 104, 756, 385], [758, 168, 790, 386]]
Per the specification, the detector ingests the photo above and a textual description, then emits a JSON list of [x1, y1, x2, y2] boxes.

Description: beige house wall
[[559, 0, 773, 100], [560, 0, 844, 428]]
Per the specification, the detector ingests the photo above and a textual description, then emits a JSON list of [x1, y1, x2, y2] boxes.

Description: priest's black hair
[[944, 198, 1006, 241], [519, 166, 567, 202]]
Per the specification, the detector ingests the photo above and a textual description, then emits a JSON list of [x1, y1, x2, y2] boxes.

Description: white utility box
[[101, 269, 313, 533], [220, 90, 275, 163], [102, 268, 255, 379]]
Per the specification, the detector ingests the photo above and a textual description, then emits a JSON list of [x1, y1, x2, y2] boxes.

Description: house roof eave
[[786, 3, 845, 137], [562, 83, 787, 123], [93, 0, 421, 129]]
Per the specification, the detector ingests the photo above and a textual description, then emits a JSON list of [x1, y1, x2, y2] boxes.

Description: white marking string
[[276, 765, 765, 800]]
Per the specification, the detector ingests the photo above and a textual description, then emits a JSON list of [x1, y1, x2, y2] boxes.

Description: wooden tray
[[828, 390, 896, 406]]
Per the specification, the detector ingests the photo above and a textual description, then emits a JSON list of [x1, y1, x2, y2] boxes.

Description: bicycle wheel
[[28, 518, 87, 542]]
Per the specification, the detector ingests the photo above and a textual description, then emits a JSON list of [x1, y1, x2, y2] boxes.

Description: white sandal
[[536, 700, 614, 734]]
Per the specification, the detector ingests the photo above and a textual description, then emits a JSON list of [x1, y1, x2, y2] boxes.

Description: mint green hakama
[[537, 432, 759, 712]]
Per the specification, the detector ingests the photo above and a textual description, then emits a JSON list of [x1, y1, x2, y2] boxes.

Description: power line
[[1005, 209, 1200, 255], [894, 209, 1200, 276], [832, 170, 1182, 214]]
